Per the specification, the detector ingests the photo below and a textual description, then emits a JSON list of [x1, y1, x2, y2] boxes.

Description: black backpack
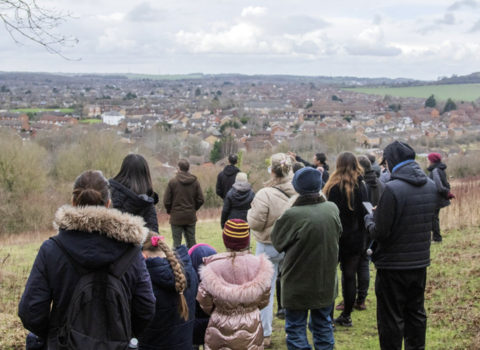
[[50, 236, 139, 350]]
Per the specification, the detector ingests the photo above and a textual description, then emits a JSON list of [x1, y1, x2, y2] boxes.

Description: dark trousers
[[341, 251, 370, 303], [338, 253, 360, 318], [432, 209, 442, 242], [376, 268, 427, 350], [171, 224, 196, 248], [276, 260, 283, 310]]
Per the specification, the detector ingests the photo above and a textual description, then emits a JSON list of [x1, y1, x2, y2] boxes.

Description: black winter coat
[[18, 205, 156, 350], [109, 179, 159, 232], [139, 245, 198, 350], [427, 162, 451, 209], [363, 169, 382, 207], [216, 165, 240, 199], [366, 160, 437, 270], [327, 180, 366, 254], [295, 155, 329, 187], [221, 182, 255, 228]]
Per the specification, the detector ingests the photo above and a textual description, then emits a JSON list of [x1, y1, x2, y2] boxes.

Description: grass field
[[343, 84, 480, 102], [79, 119, 102, 124], [8, 108, 75, 114], [1, 220, 479, 349], [125, 73, 204, 81]]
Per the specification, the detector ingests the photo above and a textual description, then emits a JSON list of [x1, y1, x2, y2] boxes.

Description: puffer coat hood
[[383, 141, 416, 171], [197, 252, 273, 350], [109, 179, 159, 232], [139, 245, 198, 350], [221, 182, 255, 228], [18, 205, 155, 349]]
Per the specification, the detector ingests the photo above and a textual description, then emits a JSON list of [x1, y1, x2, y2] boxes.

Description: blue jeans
[[285, 306, 335, 350], [255, 241, 284, 337]]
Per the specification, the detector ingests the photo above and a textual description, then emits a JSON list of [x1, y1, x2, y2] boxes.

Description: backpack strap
[[50, 236, 90, 276], [272, 186, 291, 199], [110, 246, 141, 280]]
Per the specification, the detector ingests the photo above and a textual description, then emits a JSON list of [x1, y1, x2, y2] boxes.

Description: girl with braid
[[139, 232, 198, 350]]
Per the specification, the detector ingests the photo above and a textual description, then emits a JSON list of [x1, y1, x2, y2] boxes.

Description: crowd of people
[[18, 141, 454, 350]]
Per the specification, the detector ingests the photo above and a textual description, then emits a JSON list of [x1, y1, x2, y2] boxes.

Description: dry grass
[[440, 177, 480, 229]]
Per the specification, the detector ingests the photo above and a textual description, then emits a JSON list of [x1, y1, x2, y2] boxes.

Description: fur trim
[[53, 205, 149, 246], [199, 253, 274, 304]]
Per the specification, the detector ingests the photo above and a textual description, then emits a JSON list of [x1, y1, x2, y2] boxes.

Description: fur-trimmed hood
[[54, 205, 149, 246], [199, 252, 273, 305]]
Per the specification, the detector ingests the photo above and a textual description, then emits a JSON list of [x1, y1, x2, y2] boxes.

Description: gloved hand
[[447, 191, 456, 200]]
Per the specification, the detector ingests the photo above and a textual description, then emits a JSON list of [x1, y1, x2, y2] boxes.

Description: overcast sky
[[1, 0, 480, 80]]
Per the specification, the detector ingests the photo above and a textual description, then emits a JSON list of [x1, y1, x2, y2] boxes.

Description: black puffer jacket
[[363, 169, 382, 207], [327, 179, 366, 254], [18, 205, 156, 349], [109, 179, 159, 232], [365, 142, 438, 270], [216, 165, 240, 199], [427, 162, 451, 209], [221, 182, 255, 228]]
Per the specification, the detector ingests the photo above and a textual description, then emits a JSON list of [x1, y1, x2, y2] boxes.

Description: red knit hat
[[428, 153, 442, 163], [223, 219, 250, 251]]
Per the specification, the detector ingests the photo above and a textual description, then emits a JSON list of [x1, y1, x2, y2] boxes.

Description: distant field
[[9, 108, 75, 114], [125, 73, 204, 81], [80, 119, 102, 124], [343, 84, 480, 101]]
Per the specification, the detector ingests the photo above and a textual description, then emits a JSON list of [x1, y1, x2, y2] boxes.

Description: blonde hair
[[143, 232, 189, 320], [265, 153, 292, 187], [324, 152, 364, 211]]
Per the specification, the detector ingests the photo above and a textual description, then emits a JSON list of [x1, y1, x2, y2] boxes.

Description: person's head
[[269, 153, 292, 179], [358, 155, 372, 172], [293, 167, 322, 195], [382, 141, 416, 172], [178, 158, 190, 172], [142, 232, 189, 320], [223, 219, 250, 251], [366, 153, 376, 165], [427, 153, 442, 167], [314, 153, 326, 166], [72, 170, 111, 208], [236, 172, 248, 183], [228, 154, 238, 165], [188, 243, 217, 277], [323, 152, 363, 211], [113, 154, 153, 196], [292, 162, 305, 174]]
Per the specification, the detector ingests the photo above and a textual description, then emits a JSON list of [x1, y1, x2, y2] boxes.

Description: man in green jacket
[[271, 167, 342, 350]]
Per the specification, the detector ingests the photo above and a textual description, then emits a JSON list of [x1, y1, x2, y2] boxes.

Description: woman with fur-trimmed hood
[[197, 219, 274, 350], [18, 170, 156, 350]]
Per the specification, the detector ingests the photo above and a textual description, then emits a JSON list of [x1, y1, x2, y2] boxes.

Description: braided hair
[[143, 232, 189, 320]]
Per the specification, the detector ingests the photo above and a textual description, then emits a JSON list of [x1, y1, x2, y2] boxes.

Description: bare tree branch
[[0, 0, 79, 60]]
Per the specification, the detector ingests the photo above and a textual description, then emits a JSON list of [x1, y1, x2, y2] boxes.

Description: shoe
[[276, 309, 286, 319], [334, 314, 353, 327], [354, 299, 367, 311], [264, 336, 272, 348], [335, 300, 345, 311]]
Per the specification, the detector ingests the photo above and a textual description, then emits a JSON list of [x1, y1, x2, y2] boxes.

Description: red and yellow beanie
[[223, 219, 250, 251]]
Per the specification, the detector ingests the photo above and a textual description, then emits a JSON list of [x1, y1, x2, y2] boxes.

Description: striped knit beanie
[[223, 219, 250, 251]]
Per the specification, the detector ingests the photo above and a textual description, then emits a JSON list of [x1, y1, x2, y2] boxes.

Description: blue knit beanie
[[292, 167, 322, 195]]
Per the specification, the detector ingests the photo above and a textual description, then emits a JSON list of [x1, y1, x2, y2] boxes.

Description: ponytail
[[72, 171, 110, 206], [143, 233, 189, 320]]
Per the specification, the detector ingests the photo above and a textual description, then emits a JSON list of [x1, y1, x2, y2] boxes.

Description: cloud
[[97, 13, 125, 21], [436, 13, 456, 25], [418, 13, 457, 35], [373, 14, 383, 25], [241, 6, 267, 17], [345, 27, 402, 56], [469, 19, 480, 32], [125, 2, 167, 22], [448, 0, 478, 11]]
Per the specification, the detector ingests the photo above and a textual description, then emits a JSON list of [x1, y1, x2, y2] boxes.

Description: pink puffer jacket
[[197, 251, 274, 350]]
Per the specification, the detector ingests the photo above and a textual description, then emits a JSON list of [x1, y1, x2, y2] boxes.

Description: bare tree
[[0, 0, 78, 59]]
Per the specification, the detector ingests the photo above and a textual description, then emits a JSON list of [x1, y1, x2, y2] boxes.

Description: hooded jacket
[[18, 205, 156, 349], [163, 172, 205, 226], [247, 177, 297, 244], [216, 165, 240, 199], [427, 162, 451, 209], [221, 182, 255, 228], [365, 142, 438, 270], [363, 169, 382, 207], [109, 179, 159, 232], [189, 244, 218, 346], [197, 252, 273, 350], [139, 245, 198, 350], [295, 155, 330, 186]]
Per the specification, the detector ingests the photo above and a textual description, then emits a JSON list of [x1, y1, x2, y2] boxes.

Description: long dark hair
[[113, 154, 154, 196]]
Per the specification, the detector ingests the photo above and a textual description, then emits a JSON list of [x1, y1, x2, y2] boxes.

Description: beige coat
[[247, 177, 297, 244], [197, 252, 274, 350]]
